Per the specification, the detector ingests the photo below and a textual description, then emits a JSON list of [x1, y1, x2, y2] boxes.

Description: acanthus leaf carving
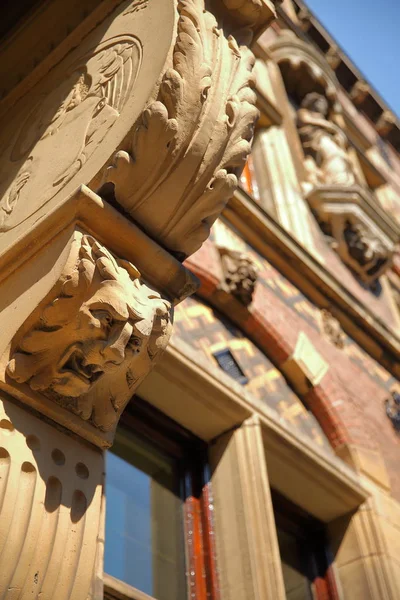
[[6, 234, 172, 434], [106, 0, 259, 258]]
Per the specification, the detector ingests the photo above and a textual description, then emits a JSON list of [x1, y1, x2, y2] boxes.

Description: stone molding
[[210, 417, 287, 600]]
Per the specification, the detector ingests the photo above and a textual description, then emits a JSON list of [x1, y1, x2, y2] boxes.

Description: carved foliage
[[219, 247, 258, 306], [106, 0, 259, 257], [6, 235, 172, 431]]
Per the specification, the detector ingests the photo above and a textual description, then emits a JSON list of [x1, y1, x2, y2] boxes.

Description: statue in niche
[[297, 92, 356, 188], [6, 235, 172, 430]]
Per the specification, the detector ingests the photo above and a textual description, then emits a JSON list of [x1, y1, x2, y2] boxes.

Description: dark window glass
[[213, 349, 248, 385], [105, 427, 186, 600], [272, 491, 339, 600], [276, 527, 313, 600]]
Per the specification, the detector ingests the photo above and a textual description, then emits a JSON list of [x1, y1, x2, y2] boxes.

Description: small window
[[213, 348, 248, 385], [272, 491, 339, 600], [105, 399, 219, 600]]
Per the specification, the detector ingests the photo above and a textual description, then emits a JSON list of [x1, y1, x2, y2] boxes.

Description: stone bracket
[[306, 184, 400, 285], [0, 186, 198, 448]]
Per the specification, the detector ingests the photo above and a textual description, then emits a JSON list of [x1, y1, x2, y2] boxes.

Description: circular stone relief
[[0, 0, 175, 236]]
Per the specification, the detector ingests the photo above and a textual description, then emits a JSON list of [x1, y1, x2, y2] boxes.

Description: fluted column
[[0, 395, 103, 600]]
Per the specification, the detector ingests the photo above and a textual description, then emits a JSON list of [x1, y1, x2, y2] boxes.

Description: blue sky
[[304, 0, 400, 119]]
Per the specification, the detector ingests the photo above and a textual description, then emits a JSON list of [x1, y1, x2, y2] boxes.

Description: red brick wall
[[185, 234, 400, 498]]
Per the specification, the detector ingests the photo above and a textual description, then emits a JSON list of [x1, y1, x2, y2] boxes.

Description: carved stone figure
[[6, 235, 172, 430], [343, 220, 388, 277], [297, 92, 356, 188], [320, 309, 346, 349], [385, 392, 400, 433], [219, 248, 258, 306]]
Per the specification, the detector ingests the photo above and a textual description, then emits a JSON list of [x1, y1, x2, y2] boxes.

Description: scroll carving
[[106, 0, 259, 258], [6, 235, 172, 432], [219, 247, 258, 306]]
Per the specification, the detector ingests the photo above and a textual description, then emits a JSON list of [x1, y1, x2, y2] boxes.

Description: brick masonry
[[181, 222, 400, 499]]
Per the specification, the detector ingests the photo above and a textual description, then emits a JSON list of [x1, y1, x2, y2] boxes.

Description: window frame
[[104, 397, 220, 600]]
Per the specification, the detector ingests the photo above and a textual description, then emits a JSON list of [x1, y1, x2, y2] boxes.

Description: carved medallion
[[0, 0, 175, 246]]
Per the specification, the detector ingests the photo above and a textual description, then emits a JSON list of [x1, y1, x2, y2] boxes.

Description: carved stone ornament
[[221, 0, 279, 37], [267, 31, 341, 114], [320, 309, 346, 349], [106, 0, 260, 258], [305, 185, 400, 286], [0, 0, 176, 256], [219, 246, 258, 306], [5, 234, 172, 442], [385, 392, 400, 433]]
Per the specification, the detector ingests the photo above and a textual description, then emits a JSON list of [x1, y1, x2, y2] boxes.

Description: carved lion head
[[6, 235, 172, 430]]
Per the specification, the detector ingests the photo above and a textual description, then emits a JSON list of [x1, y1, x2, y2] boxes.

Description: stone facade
[[0, 0, 400, 599]]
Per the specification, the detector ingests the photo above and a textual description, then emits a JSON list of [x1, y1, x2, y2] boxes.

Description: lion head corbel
[[6, 234, 172, 433]]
